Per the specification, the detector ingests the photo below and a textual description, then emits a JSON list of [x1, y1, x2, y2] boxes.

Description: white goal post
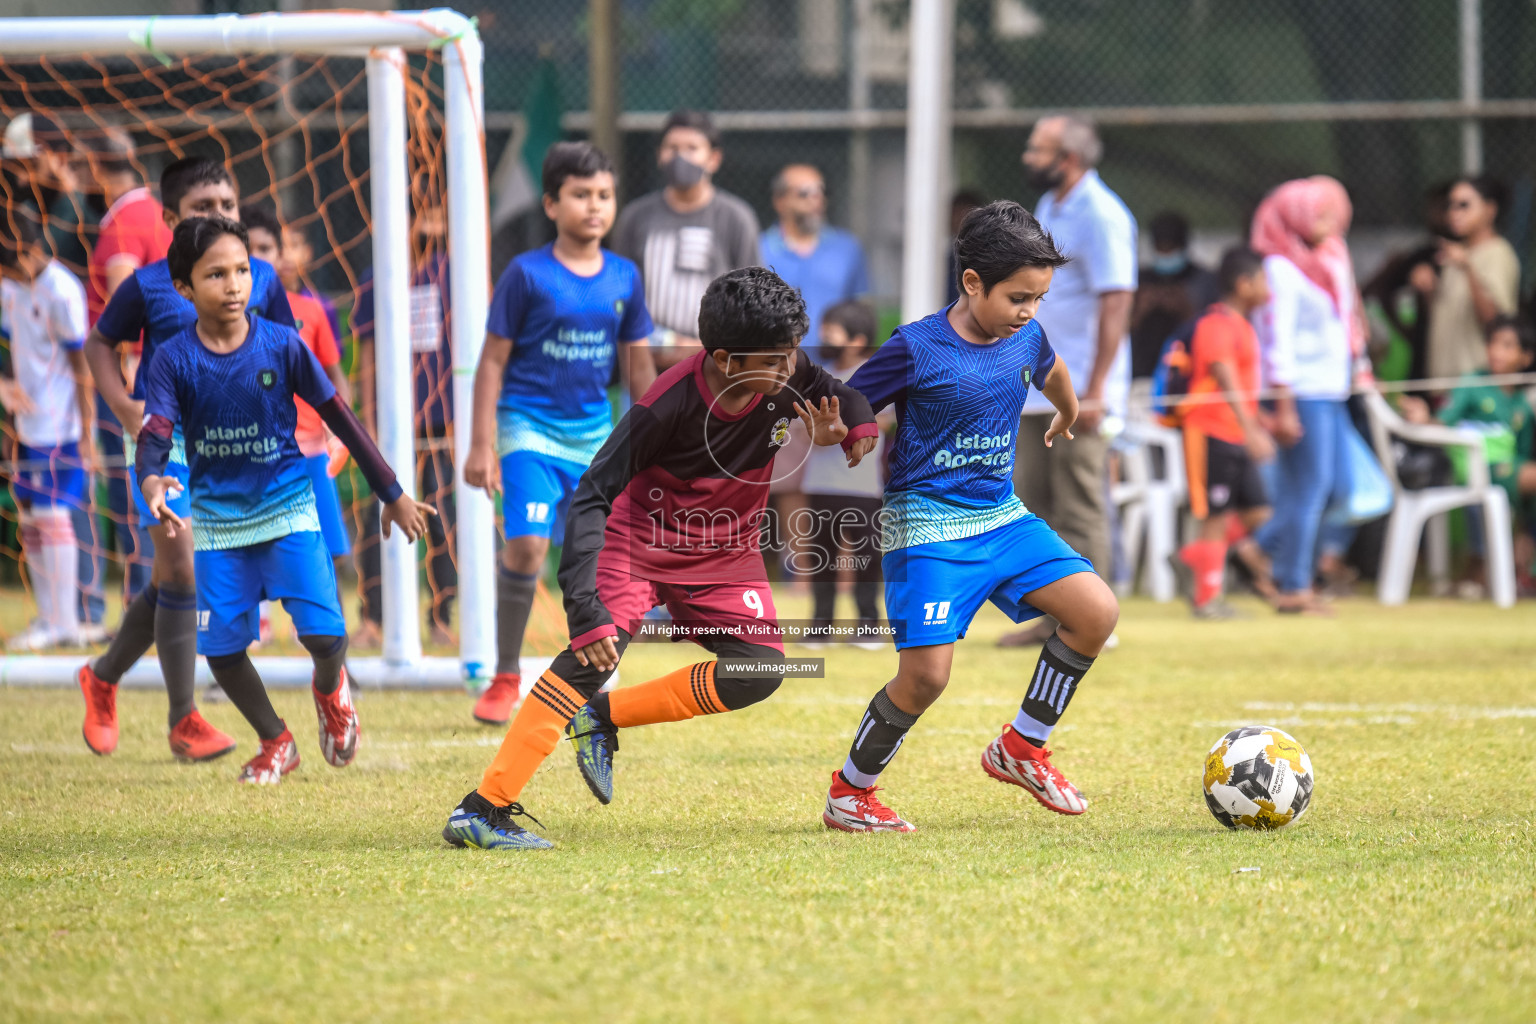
[[0, 10, 501, 690]]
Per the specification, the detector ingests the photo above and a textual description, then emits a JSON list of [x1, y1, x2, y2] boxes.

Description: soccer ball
[[1201, 726, 1314, 830]]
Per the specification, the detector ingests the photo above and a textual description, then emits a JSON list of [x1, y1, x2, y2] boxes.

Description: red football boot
[[238, 728, 299, 785], [472, 673, 521, 726], [981, 725, 1088, 814], [78, 663, 118, 756], [822, 770, 916, 833], [312, 668, 359, 767], [168, 709, 237, 762]]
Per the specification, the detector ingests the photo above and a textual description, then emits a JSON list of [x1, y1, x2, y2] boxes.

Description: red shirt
[[88, 187, 172, 325], [288, 290, 342, 456], [1184, 303, 1260, 446]]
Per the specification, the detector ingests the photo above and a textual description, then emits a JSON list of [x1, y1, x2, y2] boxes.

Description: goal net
[[0, 11, 563, 688]]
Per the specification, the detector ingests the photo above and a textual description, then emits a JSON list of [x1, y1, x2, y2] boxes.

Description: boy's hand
[[0, 378, 34, 416], [794, 396, 848, 447], [325, 433, 350, 478], [845, 434, 877, 467], [573, 635, 620, 673], [1044, 409, 1076, 447], [1244, 427, 1276, 463], [78, 434, 102, 475], [113, 398, 146, 440], [381, 495, 437, 542], [141, 474, 187, 537], [1397, 394, 1433, 425], [463, 441, 501, 497]]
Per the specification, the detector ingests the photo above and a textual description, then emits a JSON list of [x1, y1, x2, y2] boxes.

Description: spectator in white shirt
[[0, 213, 94, 648], [1001, 115, 1134, 646]]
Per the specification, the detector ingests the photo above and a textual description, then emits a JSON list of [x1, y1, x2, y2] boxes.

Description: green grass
[[2, 595, 1534, 1022]]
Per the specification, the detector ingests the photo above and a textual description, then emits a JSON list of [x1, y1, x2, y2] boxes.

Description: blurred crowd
[[2, 101, 1533, 654]]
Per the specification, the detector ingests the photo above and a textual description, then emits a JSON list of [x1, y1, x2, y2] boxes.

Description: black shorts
[[1204, 436, 1268, 514]]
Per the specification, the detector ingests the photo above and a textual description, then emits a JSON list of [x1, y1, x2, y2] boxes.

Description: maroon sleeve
[[557, 401, 669, 647], [315, 395, 404, 504]]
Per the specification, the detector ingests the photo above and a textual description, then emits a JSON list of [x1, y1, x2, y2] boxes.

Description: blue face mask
[[1152, 251, 1190, 275]]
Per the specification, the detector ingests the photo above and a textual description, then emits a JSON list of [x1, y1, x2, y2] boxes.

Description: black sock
[[1013, 633, 1096, 745], [495, 567, 539, 676], [206, 651, 284, 741], [300, 633, 348, 694], [91, 584, 158, 684], [840, 685, 920, 788], [155, 584, 199, 728]]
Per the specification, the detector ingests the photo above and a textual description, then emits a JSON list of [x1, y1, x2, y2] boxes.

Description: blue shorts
[[500, 450, 585, 544], [883, 513, 1095, 650], [194, 530, 346, 657], [304, 453, 351, 557], [129, 460, 192, 521], [13, 442, 85, 507]]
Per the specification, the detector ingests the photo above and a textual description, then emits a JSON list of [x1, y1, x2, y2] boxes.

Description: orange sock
[[608, 662, 724, 727], [477, 669, 586, 805], [1179, 540, 1228, 606]]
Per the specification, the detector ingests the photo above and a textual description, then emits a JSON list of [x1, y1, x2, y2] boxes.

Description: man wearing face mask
[[612, 109, 761, 371], [759, 163, 869, 367], [999, 114, 1135, 648], [1130, 210, 1219, 380]]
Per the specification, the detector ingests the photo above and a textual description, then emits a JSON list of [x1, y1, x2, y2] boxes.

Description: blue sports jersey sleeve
[[847, 328, 910, 414], [285, 331, 338, 408], [95, 272, 146, 344], [1033, 327, 1057, 386], [486, 262, 528, 340], [619, 266, 654, 342], [264, 274, 296, 327]]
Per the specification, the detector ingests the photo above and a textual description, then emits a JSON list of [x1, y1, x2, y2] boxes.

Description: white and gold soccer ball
[[1202, 726, 1314, 830]]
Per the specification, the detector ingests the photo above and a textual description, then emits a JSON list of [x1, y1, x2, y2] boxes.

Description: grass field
[[2, 594, 1534, 1023]]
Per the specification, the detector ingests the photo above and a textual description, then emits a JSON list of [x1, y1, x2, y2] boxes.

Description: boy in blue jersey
[[822, 201, 1120, 833], [137, 217, 433, 784], [77, 157, 295, 763], [465, 141, 658, 726]]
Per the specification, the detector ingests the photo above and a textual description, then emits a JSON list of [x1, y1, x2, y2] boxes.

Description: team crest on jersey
[[259, 369, 276, 389], [614, 299, 625, 315], [770, 417, 790, 447]]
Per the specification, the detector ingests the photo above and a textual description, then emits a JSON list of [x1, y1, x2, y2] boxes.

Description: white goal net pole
[[0, 10, 495, 689]]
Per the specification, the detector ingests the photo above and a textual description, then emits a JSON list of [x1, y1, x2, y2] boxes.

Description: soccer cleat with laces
[[312, 668, 359, 767], [168, 709, 237, 762], [565, 704, 618, 805], [472, 673, 521, 726], [78, 663, 118, 755], [981, 724, 1088, 814], [238, 728, 299, 784], [822, 770, 916, 833], [442, 790, 553, 850]]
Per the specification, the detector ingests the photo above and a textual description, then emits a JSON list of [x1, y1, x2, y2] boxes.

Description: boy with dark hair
[[441, 266, 879, 850], [138, 216, 432, 784], [612, 108, 760, 371], [77, 157, 295, 761], [0, 212, 92, 650], [1171, 246, 1275, 618], [465, 141, 658, 726], [822, 200, 1120, 833]]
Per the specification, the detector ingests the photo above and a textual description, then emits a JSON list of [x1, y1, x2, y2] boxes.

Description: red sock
[[1179, 540, 1228, 607], [1225, 516, 1247, 546]]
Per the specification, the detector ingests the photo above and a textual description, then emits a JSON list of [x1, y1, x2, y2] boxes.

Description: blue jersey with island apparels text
[[96, 255, 293, 401], [847, 305, 1056, 551], [486, 244, 652, 465], [140, 315, 335, 552]]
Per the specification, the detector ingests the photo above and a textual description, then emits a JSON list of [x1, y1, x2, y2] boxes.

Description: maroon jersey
[[558, 349, 878, 648]]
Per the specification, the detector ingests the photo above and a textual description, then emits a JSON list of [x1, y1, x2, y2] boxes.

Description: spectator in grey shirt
[[611, 109, 760, 369]]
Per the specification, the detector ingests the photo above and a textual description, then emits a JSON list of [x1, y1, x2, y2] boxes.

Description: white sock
[[37, 510, 79, 637], [19, 513, 52, 631]]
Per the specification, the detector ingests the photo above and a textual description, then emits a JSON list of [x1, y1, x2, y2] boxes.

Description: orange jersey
[[88, 188, 172, 325], [1183, 304, 1260, 445], [288, 290, 342, 456]]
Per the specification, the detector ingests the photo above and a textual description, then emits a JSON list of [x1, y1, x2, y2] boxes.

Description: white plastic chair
[[1361, 389, 1515, 608], [1114, 380, 1187, 601]]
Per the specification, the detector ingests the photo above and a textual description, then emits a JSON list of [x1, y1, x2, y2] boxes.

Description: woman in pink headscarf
[[1249, 176, 1362, 613]]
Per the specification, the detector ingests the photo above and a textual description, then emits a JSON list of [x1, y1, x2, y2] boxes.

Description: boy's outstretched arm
[[793, 357, 879, 466], [134, 352, 185, 536], [1038, 359, 1079, 447], [557, 405, 667, 672]]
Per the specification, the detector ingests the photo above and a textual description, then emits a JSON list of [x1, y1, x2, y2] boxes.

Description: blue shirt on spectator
[[760, 224, 869, 363]]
